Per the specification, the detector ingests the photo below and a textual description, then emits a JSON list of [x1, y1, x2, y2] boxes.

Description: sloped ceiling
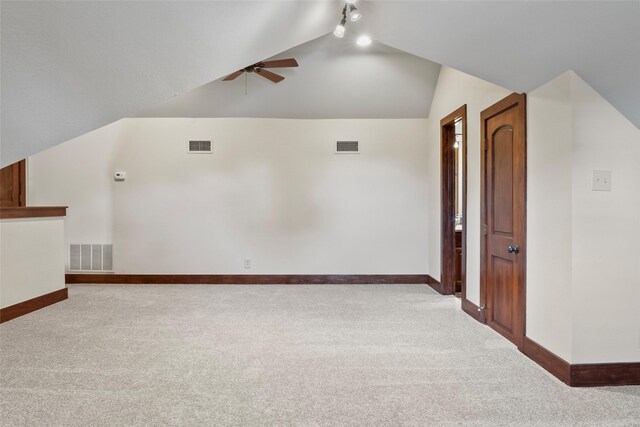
[[365, 1, 639, 127], [139, 34, 441, 119], [2, 1, 638, 167], [0, 1, 336, 167]]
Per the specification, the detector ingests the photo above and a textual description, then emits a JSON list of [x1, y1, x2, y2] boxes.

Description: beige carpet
[[1, 284, 638, 426]]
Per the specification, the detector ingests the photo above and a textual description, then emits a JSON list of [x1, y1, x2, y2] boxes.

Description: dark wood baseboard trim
[[523, 337, 571, 385], [0, 206, 67, 219], [461, 297, 486, 323], [571, 362, 640, 387], [66, 274, 430, 285], [522, 337, 640, 387], [426, 275, 443, 294], [0, 288, 68, 324]]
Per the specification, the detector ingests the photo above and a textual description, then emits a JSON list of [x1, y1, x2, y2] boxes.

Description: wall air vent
[[188, 140, 212, 153], [336, 140, 359, 154], [69, 244, 113, 272]]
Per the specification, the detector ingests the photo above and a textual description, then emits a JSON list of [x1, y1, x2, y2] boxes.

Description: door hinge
[[483, 223, 487, 235], [483, 138, 488, 151]]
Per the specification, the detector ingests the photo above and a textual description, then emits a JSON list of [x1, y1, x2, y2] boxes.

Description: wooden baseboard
[[571, 362, 640, 387], [426, 275, 442, 294], [523, 337, 571, 384], [461, 297, 486, 323], [0, 288, 68, 324], [522, 337, 640, 387], [66, 274, 430, 285]]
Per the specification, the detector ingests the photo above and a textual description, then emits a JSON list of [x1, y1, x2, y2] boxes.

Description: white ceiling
[[2, 1, 638, 167], [139, 34, 441, 119], [0, 1, 336, 166], [366, 1, 639, 126]]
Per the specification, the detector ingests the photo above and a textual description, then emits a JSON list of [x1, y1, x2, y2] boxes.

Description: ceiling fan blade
[[260, 58, 299, 68], [223, 70, 244, 81], [256, 69, 284, 83]]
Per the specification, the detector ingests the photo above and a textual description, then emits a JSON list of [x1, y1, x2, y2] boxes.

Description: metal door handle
[[507, 245, 519, 254]]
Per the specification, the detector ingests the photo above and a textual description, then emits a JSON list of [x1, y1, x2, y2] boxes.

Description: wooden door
[[440, 105, 467, 297], [480, 93, 526, 349], [0, 160, 26, 207]]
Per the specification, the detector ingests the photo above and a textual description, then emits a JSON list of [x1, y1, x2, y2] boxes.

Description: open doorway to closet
[[440, 105, 466, 297]]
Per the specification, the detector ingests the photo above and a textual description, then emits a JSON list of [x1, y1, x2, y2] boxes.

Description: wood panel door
[[480, 94, 526, 349], [0, 160, 26, 207]]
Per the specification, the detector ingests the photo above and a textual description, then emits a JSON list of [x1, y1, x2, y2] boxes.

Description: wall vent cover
[[188, 140, 212, 153], [69, 244, 113, 272], [336, 140, 359, 153]]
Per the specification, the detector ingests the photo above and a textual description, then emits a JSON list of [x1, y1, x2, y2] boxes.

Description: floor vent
[[69, 244, 113, 272], [336, 140, 359, 153], [188, 140, 212, 153]]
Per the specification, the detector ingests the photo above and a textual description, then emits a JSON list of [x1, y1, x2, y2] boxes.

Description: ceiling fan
[[222, 58, 299, 83]]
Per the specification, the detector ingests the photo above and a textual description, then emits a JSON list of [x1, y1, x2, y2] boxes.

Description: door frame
[[0, 159, 26, 207], [479, 93, 527, 349], [440, 105, 467, 297]]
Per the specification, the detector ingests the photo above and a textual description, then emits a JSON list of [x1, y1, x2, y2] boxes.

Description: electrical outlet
[[591, 170, 612, 191], [244, 259, 251, 269]]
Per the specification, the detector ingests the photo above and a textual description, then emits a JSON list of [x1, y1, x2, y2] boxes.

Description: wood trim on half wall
[[0, 206, 67, 219], [66, 274, 430, 285], [0, 288, 68, 324]]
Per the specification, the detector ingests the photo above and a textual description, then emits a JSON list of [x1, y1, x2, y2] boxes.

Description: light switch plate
[[591, 170, 612, 191]]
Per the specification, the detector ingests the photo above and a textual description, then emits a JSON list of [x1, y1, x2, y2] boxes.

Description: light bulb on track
[[349, 5, 361, 22], [356, 35, 372, 47], [334, 17, 346, 38]]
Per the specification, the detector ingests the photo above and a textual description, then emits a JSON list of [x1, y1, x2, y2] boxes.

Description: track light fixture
[[334, 16, 346, 38], [349, 5, 361, 22], [333, 1, 364, 38], [356, 35, 371, 47]]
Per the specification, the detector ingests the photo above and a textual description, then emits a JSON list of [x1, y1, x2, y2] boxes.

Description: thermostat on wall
[[114, 171, 126, 181]]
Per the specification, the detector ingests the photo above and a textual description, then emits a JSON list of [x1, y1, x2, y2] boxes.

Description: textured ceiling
[[139, 34, 441, 119], [2, 1, 638, 167]]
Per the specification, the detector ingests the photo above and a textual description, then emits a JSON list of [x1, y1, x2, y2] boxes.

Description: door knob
[[507, 245, 519, 254]]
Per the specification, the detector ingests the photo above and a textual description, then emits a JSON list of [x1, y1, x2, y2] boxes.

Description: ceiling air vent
[[188, 140, 212, 153], [336, 140, 359, 154]]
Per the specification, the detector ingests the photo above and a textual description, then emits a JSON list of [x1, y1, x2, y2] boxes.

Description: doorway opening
[[440, 105, 466, 298]]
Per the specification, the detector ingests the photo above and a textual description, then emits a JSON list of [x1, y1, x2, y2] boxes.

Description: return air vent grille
[[188, 140, 212, 153], [336, 140, 359, 153], [69, 244, 113, 272]]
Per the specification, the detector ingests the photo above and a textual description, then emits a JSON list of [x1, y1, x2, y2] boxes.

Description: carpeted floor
[[1, 284, 638, 426]]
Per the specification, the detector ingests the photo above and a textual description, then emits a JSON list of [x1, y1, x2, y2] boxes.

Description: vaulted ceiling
[[2, 1, 638, 167], [139, 34, 441, 119]]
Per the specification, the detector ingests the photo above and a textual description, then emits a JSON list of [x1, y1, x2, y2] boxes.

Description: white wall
[[0, 217, 66, 308], [528, 71, 640, 364], [29, 118, 430, 274], [425, 66, 512, 304], [569, 73, 640, 364], [527, 72, 574, 361], [28, 121, 123, 257]]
